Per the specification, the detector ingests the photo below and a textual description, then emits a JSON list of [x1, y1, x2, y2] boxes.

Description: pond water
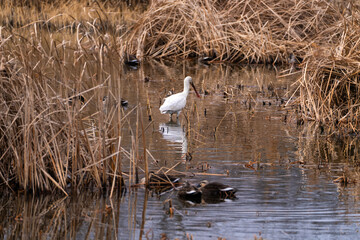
[[1, 61, 360, 240]]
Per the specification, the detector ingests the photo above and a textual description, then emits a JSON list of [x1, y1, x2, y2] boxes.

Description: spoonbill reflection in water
[[159, 120, 188, 158], [160, 76, 200, 121]]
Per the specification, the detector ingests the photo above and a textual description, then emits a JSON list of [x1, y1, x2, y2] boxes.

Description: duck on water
[[177, 180, 237, 203]]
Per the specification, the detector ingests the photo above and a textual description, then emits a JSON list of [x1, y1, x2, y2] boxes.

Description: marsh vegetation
[[1, 4, 360, 239], [1, 62, 360, 239]]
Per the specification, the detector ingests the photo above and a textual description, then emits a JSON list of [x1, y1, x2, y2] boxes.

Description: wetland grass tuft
[[123, 0, 341, 64], [294, 5, 360, 132], [0, 1, 144, 194], [122, 0, 360, 130], [1, 0, 360, 194]]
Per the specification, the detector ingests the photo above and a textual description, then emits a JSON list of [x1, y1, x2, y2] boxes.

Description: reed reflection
[[0, 190, 130, 240]]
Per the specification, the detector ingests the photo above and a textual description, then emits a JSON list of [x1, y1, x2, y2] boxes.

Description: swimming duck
[[124, 54, 140, 66], [198, 180, 237, 199], [177, 182, 202, 203], [102, 96, 128, 108], [68, 94, 85, 106], [141, 172, 181, 187], [0, 57, 10, 78]]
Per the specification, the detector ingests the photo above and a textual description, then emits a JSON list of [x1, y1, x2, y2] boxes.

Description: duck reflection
[[159, 120, 188, 157], [179, 195, 231, 206]]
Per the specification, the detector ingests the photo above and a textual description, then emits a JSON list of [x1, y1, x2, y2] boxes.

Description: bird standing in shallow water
[[160, 76, 200, 121]]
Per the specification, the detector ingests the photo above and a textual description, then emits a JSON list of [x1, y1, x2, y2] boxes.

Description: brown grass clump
[[0, 1, 159, 194], [1, 0, 360, 194], [123, 0, 341, 63], [0, 19, 128, 194], [0, 0, 145, 35], [295, 4, 360, 132]]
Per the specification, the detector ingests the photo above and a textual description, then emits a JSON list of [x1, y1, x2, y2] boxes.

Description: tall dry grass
[[0, 1, 151, 194], [294, 3, 360, 132], [123, 0, 341, 63], [1, 0, 360, 194], [0, 0, 146, 38], [122, 0, 360, 130]]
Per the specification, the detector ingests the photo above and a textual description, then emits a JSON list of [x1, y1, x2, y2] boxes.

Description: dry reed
[[123, 0, 341, 63], [1, 0, 360, 194], [294, 3, 360, 132], [0, 1, 148, 194], [122, 0, 360, 129]]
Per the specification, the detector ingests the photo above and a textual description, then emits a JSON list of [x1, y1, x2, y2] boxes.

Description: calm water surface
[[1, 62, 360, 240]]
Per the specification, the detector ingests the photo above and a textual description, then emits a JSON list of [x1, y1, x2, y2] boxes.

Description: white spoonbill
[[160, 76, 200, 120]]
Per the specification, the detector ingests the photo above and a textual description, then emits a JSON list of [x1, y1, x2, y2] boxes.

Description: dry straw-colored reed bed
[[123, 0, 341, 63], [1, 0, 360, 194], [0, 1, 152, 194], [0, 30, 127, 195], [295, 4, 360, 133], [123, 0, 360, 130]]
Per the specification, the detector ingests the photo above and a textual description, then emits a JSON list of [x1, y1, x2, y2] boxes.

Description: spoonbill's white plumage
[[159, 76, 200, 120]]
